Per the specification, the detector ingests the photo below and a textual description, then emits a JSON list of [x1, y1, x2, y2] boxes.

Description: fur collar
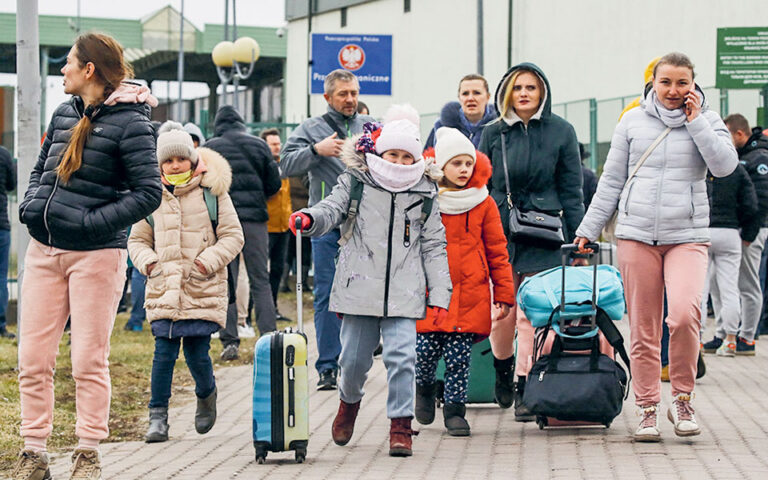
[[197, 147, 233, 196]]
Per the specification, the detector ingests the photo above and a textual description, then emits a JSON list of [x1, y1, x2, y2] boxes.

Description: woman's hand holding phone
[[684, 84, 701, 122]]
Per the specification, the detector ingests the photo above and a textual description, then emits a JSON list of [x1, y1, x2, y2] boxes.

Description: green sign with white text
[[716, 27, 768, 89]]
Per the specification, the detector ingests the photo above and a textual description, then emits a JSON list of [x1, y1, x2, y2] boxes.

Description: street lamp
[[212, 36, 260, 110]]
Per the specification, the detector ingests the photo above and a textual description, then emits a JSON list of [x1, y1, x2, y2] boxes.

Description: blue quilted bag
[[517, 265, 625, 337]]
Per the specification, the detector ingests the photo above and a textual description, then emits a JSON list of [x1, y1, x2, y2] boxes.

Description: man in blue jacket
[[281, 70, 373, 390]]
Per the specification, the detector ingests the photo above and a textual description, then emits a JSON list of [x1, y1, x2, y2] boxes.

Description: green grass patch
[[0, 290, 312, 472]]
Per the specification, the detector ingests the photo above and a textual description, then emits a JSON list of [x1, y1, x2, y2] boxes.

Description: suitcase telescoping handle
[[559, 243, 600, 316], [295, 217, 304, 333]]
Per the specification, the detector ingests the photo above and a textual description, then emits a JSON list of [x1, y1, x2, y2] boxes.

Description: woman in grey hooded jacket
[[575, 53, 738, 442]]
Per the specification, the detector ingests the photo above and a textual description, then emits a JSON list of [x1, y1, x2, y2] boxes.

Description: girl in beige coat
[[128, 123, 244, 443]]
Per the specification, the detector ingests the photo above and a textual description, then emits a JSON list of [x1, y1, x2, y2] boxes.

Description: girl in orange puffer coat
[[415, 127, 516, 436]]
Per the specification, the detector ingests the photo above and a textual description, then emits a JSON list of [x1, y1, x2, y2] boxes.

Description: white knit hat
[[434, 127, 476, 170], [156, 128, 198, 167], [374, 104, 422, 160]]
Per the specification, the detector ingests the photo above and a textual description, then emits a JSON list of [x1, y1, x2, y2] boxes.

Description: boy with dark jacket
[[714, 114, 768, 355], [700, 164, 757, 356]]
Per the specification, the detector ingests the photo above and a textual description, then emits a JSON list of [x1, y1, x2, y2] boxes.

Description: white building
[[284, 0, 768, 164]]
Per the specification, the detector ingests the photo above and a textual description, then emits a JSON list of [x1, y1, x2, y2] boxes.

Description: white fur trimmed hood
[[197, 147, 233, 196]]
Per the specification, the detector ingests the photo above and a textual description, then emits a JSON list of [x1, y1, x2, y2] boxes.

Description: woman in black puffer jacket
[[14, 33, 162, 477]]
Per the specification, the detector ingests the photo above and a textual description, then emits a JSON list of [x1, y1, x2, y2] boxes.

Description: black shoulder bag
[[500, 131, 564, 247]]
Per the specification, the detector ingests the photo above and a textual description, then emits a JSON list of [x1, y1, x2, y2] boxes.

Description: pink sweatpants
[[617, 240, 708, 406], [490, 271, 535, 377], [18, 239, 126, 441]]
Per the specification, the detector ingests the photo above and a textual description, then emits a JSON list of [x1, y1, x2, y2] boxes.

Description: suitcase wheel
[[295, 447, 307, 463], [536, 416, 547, 430], [255, 445, 268, 464], [604, 421, 612, 429]]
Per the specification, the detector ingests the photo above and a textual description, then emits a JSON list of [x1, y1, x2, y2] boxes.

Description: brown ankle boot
[[331, 400, 361, 446], [389, 417, 419, 457]]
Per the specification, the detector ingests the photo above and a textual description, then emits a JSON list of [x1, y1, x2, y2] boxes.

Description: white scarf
[[647, 90, 702, 128], [365, 153, 426, 192], [438, 186, 489, 214]]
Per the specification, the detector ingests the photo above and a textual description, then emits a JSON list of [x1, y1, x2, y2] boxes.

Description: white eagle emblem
[[338, 44, 365, 71]]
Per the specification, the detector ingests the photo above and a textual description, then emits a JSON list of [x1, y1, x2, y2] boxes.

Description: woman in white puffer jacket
[[574, 52, 737, 443]]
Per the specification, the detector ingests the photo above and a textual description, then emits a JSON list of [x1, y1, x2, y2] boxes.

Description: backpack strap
[[322, 113, 347, 140], [420, 196, 433, 224], [145, 187, 218, 234], [595, 309, 632, 398], [203, 187, 218, 234], [338, 176, 364, 247], [338, 179, 433, 248]]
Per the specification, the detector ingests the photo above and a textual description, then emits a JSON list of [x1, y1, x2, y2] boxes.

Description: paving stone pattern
[[45, 321, 768, 479]]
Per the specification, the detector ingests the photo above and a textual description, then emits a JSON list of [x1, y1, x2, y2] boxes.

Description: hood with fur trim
[[196, 147, 233, 196], [423, 147, 491, 188]]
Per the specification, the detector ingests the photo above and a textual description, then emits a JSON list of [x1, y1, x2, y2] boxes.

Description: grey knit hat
[[156, 127, 197, 167]]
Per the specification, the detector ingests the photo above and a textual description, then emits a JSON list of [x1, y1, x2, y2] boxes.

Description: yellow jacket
[[267, 176, 292, 233], [619, 57, 661, 120]]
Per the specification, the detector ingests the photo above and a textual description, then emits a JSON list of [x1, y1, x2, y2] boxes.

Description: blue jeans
[[149, 335, 216, 408], [0, 229, 8, 329], [127, 268, 146, 329], [311, 230, 342, 373]]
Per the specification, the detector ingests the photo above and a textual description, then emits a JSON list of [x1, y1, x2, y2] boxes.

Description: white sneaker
[[238, 324, 256, 338], [634, 404, 661, 442], [667, 393, 701, 437]]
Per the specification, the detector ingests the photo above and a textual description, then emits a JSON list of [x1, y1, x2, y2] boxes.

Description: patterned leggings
[[416, 332, 474, 404]]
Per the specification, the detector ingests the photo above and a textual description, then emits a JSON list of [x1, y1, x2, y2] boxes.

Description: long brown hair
[[58, 33, 134, 183]]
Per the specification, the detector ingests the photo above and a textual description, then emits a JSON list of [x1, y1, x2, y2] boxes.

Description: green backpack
[[146, 187, 218, 232]]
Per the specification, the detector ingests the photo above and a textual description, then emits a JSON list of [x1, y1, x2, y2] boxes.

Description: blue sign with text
[[311, 33, 392, 95]]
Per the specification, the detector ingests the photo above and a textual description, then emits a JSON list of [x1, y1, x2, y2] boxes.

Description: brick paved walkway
[[46, 321, 768, 479]]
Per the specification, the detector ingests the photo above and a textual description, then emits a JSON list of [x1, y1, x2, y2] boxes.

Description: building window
[[404, 0, 411, 13], [341, 7, 347, 27]]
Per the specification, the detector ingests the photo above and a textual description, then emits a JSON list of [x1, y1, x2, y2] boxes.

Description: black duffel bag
[[522, 335, 629, 426]]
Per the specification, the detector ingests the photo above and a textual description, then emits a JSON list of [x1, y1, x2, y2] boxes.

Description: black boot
[[514, 376, 534, 422], [415, 383, 436, 425], [145, 407, 169, 443], [493, 356, 514, 409], [443, 403, 470, 436], [195, 387, 217, 434], [696, 350, 706, 379]]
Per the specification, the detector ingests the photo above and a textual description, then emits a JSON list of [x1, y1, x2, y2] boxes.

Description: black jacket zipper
[[383, 193, 396, 318]]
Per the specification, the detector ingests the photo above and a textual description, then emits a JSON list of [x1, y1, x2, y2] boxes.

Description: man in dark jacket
[[0, 146, 15, 338], [205, 106, 282, 360], [720, 114, 768, 355], [281, 69, 374, 390], [424, 74, 495, 150]]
